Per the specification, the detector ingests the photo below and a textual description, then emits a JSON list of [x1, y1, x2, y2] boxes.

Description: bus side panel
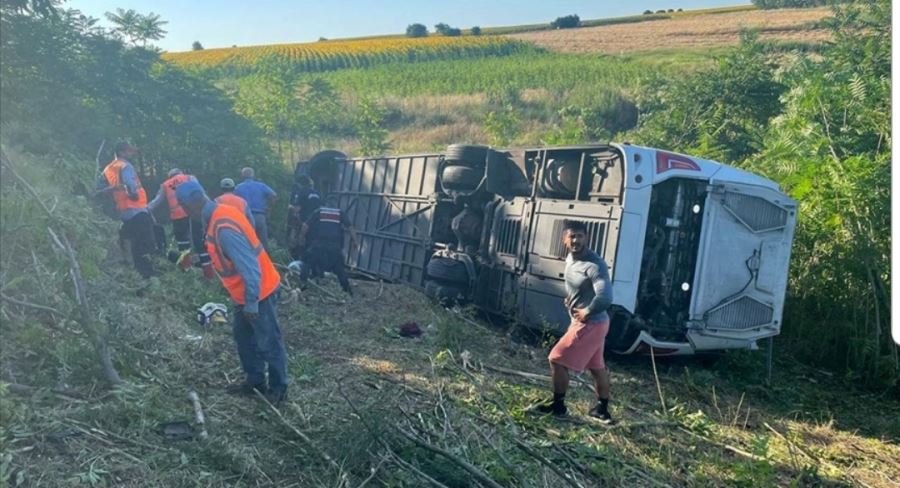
[[333, 154, 443, 287]]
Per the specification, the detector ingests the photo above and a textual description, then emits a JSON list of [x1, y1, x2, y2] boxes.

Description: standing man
[[216, 178, 255, 225], [288, 175, 319, 261], [533, 220, 614, 423], [234, 167, 276, 250], [147, 168, 214, 280], [176, 180, 289, 405], [299, 196, 357, 295], [97, 141, 156, 278]]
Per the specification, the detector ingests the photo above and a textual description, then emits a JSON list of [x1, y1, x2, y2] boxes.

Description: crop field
[[162, 36, 536, 74], [509, 7, 831, 54]]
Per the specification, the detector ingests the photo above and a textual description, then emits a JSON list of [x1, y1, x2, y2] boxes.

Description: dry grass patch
[[509, 7, 832, 54]]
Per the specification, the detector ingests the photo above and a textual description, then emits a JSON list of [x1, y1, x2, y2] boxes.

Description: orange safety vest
[[205, 203, 280, 304], [102, 159, 147, 212], [215, 192, 249, 216], [162, 173, 192, 220]]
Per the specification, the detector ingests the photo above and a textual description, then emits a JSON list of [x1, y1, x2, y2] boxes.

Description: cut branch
[[393, 426, 504, 488]]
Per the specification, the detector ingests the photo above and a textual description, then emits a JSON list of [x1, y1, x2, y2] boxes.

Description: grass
[[2, 228, 898, 487]]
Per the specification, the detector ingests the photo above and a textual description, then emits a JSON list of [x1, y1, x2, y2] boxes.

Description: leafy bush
[[629, 33, 784, 163], [744, 0, 893, 388], [354, 97, 390, 155], [643, 9, 653, 14], [550, 14, 580, 29], [470, 26, 481, 35], [406, 23, 427, 38]]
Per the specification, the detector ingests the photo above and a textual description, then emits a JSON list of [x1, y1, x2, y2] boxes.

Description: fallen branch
[[676, 426, 764, 461], [482, 364, 591, 389], [1, 151, 123, 387], [254, 389, 348, 484], [0, 291, 62, 316], [512, 438, 584, 488], [188, 391, 208, 440], [386, 449, 450, 488], [762, 422, 872, 488], [5, 382, 84, 402], [357, 454, 388, 488], [566, 446, 673, 488], [394, 426, 505, 488], [650, 347, 667, 412]]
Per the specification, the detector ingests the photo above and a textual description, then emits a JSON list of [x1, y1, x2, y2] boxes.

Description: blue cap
[[175, 180, 207, 205]]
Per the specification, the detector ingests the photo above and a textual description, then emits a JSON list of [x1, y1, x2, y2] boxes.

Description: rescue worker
[[147, 168, 214, 279], [298, 196, 358, 295], [531, 220, 614, 423], [233, 167, 276, 250], [215, 178, 255, 225], [287, 175, 319, 261], [176, 180, 289, 405], [96, 141, 156, 278]]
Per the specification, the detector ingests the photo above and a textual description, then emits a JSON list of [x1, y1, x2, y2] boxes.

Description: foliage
[[354, 97, 390, 156], [191, 40, 203, 50], [470, 26, 481, 36], [104, 7, 168, 47], [319, 52, 656, 97], [629, 33, 785, 163], [406, 23, 427, 38], [163, 36, 534, 75], [483, 109, 521, 146], [743, 0, 893, 387], [0, 6, 280, 190], [550, 14, 580, 29], [629, 0, 895, 387], [434, 22, 462, 36], [541, 106, 588, 145]]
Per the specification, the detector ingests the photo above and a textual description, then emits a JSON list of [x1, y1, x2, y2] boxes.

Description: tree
[[354, 97, 390, 155], [434, 22, 450, 34], [104, 8, 168, 47], [191, 40, 203, 50], [550, 14, 580, 29], [406, 23, 427, 38], [643, 10, 653, 14], [470, 26, 481, 35]]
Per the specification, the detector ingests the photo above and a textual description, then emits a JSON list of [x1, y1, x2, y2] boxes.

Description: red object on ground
[[399, 322, 422, 338]]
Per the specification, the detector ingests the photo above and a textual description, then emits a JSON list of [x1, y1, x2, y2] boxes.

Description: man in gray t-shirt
[[530, 220, 615, 423]]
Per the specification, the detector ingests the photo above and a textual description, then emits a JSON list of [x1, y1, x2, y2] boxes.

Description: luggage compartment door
[[521, 200, 622, 332]]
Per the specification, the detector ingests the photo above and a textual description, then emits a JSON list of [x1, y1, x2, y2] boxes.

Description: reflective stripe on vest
[[205, 204, 280, 304], [319, 207, 342, 224], [102, 159, 148, 212], [163, 173, 191, 220], [215, 193, 249, 215]]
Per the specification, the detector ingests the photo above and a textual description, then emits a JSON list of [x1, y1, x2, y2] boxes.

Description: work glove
[[177, 250, 194, 271]]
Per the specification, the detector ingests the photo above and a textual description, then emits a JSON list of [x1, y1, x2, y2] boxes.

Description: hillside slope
[[1, 151, 897, 487], [509, 7, 831, 54]]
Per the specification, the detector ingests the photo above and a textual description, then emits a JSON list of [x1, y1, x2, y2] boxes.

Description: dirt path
[[508, 8, 832, 54]]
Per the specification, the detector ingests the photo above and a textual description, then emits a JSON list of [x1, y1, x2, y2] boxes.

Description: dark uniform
[[288, 182, 320, 260], [300, 206, 352, 294]]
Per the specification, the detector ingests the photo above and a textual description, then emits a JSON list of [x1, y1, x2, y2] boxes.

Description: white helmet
[[287, 260, 304, 273], [196, 302, 228, 327]]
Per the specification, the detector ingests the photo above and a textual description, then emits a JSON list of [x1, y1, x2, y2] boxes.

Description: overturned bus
[[296, 143, 797, 355]]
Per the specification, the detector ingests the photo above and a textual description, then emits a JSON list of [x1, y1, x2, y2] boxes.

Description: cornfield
[[162, 36, 537, 74]]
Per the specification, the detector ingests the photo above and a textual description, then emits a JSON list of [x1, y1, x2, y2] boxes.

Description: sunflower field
[[162, 36, 537, 74]]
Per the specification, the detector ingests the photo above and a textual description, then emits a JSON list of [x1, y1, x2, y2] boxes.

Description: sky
[[67, 0, 750, 52]]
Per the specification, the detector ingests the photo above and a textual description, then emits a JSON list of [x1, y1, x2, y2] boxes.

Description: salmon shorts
[[548, 319, 610, 372]]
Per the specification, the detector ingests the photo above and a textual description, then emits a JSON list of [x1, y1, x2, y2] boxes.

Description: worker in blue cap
[[175, 180, 289, 405]]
